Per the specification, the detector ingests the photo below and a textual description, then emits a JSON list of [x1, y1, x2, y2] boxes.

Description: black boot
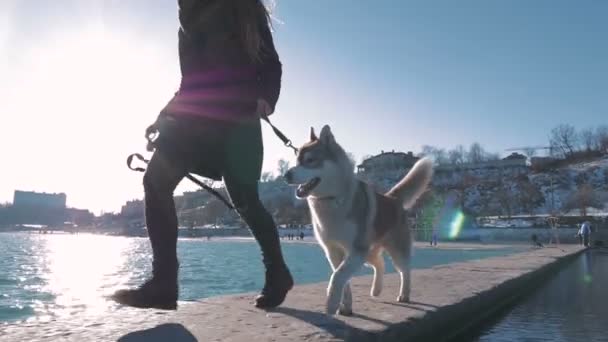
[[110, 262, 179, 310], [255, 262, 294, 309], [223, 180, 294, 309]]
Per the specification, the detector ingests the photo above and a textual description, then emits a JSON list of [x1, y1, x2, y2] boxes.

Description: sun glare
[[41, 234, 132, 318], [23, 29, 169, 120], [7, 27, 179, 213]]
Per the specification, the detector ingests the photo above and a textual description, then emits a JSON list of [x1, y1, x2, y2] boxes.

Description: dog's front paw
[[325, 299, 341, 316], [338, 304, 353, 316], [397, 295, 410, 303]]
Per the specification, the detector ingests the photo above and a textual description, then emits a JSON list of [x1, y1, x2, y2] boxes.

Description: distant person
[[299, 232, 304, 241], [111, 0, 293, 310], [430, 228, 438, 247], [580, 221, 592, 247], [547, 216, 559, 245], [430, 191, 458, 247]]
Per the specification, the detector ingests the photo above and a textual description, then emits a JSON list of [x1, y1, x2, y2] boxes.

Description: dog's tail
[[386, 157, 433, 210]]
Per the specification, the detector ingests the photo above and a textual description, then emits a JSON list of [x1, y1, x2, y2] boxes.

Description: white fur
[[287, 125, 433, 316]]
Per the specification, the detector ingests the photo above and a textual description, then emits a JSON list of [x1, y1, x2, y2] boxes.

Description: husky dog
[[285, 125, 433, 316]]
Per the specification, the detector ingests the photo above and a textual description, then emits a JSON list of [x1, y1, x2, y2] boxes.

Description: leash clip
[[285, 140, 298, 155]]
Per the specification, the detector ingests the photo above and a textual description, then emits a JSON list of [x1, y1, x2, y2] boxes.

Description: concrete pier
[[1, 245, 585, 342]]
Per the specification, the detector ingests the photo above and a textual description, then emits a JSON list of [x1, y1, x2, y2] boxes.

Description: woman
[[111, 0, 293, 310]]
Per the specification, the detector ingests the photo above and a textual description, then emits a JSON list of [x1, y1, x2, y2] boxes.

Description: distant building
[[120, 200, 145, 227], [66, 208, 95, 226], [13, 190, 66, 209], [121, 200, 144, 218], [530, 156, 559, 170], [357, 150, 420, 174], [503, 152, 527, 161]]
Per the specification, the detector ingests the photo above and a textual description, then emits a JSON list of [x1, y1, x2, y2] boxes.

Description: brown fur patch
[[373, 192, 402, 238]]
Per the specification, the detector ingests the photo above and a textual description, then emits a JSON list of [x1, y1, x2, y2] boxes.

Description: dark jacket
[[164, 1, 282, 121]]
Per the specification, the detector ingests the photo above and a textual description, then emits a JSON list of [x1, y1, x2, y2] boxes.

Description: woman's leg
[[222, 120, 293, 308], [111, 150, 187, 309], [143, 151, 188, 278], [224, 177, 293, 308]]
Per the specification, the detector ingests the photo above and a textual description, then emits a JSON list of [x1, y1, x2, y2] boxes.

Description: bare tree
[[516, 178, 545, 215], [419, 145, 448, 165], [563, 183, 603, 217], [467, 142, 485, 164], [495, 185, 515, 218], [596, 125, 608, 153], [549, 124, 578, 157], [432, 148, 449, 165], [448, 145, 465, 165], [419, 145, 436, 159], [522, 147, 537, 159], [579, 128, 596, 152]]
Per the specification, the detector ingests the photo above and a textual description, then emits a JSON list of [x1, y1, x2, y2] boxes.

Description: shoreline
[[1, 245, 586, 341]]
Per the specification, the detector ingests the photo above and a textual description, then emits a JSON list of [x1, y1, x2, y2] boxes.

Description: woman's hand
[[145, 122, 158, 140], [256, 98, 272, 117]]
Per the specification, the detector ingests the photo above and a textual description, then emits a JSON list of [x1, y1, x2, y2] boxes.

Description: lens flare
[[449, 211, 465, 239], [581, 252, 592, 284]]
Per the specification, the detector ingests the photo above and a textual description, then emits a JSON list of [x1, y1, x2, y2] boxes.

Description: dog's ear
[[320, 125, 334, 144], [310, 127, 318, 141]]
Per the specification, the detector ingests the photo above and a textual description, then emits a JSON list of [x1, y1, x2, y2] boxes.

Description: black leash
[[127, 153, 236, 210], [261, 114, 298, 156], [126, 114, 297, 211]]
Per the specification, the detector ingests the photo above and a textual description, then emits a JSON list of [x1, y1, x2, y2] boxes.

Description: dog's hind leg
[[367, 249, 384, 297], [326, 250, 365, 315], [324, 245, 353, 316], [393, 255, 411, 303], [385, 233, 412, 303]]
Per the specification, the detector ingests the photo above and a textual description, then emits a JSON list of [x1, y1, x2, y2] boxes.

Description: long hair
[[231, 0, 275, 63], [180, 0, 276, 63]]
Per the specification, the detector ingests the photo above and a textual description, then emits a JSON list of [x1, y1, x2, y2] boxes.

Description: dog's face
[[285, 125, 349, 199]]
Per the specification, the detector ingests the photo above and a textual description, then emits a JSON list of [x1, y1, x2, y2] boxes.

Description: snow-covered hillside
[[360, 157, 608, 217]]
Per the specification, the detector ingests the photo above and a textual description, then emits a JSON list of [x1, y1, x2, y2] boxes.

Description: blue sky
[[1, 0, 606, 213]]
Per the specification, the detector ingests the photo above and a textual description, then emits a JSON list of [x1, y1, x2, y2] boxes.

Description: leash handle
[[127, 153, 149, 172]]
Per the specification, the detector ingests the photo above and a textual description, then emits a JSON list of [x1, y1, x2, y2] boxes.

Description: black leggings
[[143, 119, 286, 276]]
